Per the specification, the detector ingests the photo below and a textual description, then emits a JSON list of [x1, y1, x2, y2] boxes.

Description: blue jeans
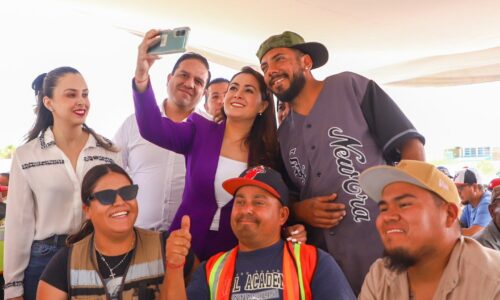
[[23, 241, 62, 300]]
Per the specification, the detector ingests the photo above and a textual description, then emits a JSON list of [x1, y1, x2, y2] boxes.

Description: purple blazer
[[133, 82, 237, 260]]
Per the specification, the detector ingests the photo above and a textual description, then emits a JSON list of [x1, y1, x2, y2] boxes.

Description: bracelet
[[166, 260, 185, 269], [135, 75, 149, 84]]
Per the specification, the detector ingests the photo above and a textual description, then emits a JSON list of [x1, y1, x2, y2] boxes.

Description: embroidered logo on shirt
[[328, 127, 370, 223], [288, 148, 306, 186], [22, 159, 65, 170], [83, 156, 115, 164]]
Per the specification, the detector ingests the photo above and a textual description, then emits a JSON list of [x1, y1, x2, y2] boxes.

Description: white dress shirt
[[4, 128, 121, 298], [114, 108, 206, 231]]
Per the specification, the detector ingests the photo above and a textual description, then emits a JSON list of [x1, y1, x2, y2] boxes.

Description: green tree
[[476, 160, 495, 177], [0, 145, 15, 159]]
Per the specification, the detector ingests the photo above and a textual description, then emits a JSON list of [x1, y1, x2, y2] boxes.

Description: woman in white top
[[3, 66, 121, 300]]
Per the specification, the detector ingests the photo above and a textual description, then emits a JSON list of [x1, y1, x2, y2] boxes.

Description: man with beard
[[257, 31, 425, 295], [454, 168, 492, 236], [162, 165, 355, 300], [358, 160, 500, 299]]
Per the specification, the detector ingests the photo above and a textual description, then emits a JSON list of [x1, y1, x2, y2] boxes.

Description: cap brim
[[291, 42, 329, 69], [223, 178, 281, 200], [359, 166, 430, 203]]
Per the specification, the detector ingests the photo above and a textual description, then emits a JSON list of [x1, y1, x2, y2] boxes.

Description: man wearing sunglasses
[[454, 168, 492, 236]]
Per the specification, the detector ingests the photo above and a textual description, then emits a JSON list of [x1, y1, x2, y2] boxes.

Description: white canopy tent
[[71, 0, 500, 86], [1, 0, 500, 162]]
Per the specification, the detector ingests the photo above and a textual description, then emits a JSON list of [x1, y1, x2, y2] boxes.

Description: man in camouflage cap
[[256, 31, 426, 295]]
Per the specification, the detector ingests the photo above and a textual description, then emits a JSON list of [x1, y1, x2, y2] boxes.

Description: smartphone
[[147, 27, 190, 55]]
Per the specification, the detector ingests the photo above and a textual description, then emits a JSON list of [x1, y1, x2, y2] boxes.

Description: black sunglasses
[[87, 184, 138, 205]]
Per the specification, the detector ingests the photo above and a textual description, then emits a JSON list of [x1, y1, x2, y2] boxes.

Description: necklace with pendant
[[95, 237, 135, 279], [97, 250, 130, 279]]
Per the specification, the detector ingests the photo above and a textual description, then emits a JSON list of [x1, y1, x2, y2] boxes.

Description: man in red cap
[[163, 165, 355, 300]]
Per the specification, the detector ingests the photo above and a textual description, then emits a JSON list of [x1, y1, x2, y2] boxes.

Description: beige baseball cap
[[359, 160, 460, 205]]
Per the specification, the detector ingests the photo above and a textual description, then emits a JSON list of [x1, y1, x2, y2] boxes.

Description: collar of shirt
[[383, 237, 463, 297], [39, 127, 100, 150]]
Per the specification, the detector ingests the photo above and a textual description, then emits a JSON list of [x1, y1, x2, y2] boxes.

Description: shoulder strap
[[205, 247, 238, 300], [284, 242, 318, 300]]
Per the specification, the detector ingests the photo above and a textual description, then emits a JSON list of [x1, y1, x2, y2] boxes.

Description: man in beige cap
[[359, 160, 500, 299], [256, 31, 425, 294]]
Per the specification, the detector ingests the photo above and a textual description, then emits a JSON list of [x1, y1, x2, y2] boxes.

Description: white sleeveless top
[[210, 156, 247, 231]]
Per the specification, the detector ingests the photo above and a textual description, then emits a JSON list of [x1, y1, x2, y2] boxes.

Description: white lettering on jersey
[[328, 127, 371, 222]]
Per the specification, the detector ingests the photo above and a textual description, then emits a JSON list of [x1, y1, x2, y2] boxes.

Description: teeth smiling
[[111, 211, 128, 218], [386, 229, 404, 234], [231, 102, 244, 108], [272, 77, 285, 86]]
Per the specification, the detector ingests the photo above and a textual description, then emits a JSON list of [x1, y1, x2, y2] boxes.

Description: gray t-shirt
[[473, 221, 500, 250], [278, 72, 424, 294]]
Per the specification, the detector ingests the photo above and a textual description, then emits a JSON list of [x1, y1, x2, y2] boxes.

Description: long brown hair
[[66, 164, 133, 245], [229, 67, 281, 171]]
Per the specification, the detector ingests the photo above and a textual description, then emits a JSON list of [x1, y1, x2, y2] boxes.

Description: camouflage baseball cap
[[256, 31, 329, 69]]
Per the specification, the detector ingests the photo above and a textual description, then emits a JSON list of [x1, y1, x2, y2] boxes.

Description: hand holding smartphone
[[147, 27, 190, 55]]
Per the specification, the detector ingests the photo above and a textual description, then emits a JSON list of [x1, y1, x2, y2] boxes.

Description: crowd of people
[[2, 29, 499, 300]]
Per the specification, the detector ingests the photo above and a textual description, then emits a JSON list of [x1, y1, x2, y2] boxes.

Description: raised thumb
[[181, 215, 190, 231]]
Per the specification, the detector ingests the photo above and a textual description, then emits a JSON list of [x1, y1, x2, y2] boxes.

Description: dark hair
[[27, 66, 117, 152], [205, 77, 229, 103], [66, 163, 133, 245], [229, 67, 281, 170], [171, 52, 211, 88]]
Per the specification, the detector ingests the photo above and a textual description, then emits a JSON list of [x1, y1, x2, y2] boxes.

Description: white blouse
[[3, 128, 122, 298], [211, 156, 247, 231]]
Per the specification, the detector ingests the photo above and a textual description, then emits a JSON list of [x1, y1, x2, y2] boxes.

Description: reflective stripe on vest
[[205, 242, 317, 300], [69, 228, 165, 299]]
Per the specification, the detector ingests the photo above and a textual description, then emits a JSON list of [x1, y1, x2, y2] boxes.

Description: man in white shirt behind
[[114, 52, 211, 231]]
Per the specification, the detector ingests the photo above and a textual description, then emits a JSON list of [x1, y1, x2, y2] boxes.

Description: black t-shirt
[[40, 231, 194, 297]]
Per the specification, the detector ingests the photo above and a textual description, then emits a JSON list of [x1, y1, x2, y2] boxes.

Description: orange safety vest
[[205, 241, 318, 300]]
